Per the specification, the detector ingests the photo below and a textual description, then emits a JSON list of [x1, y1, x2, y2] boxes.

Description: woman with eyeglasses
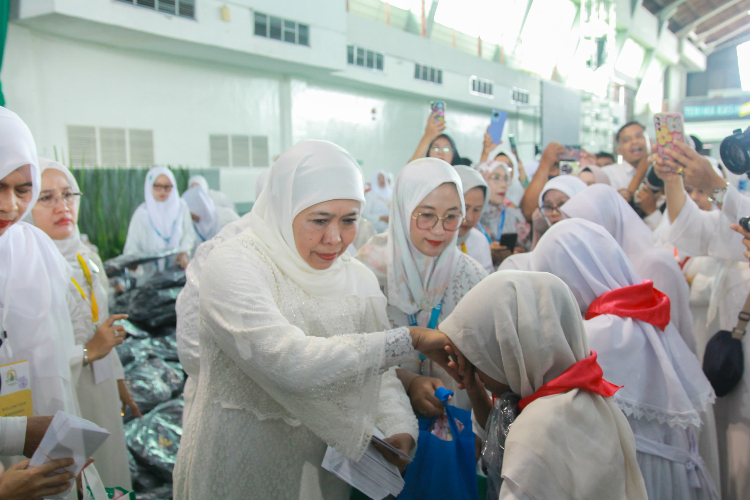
[[29, 159, 136, 490], [408, 110, 463, 166], [357, 158, 487, 413], [476, 161, 530, 268], [172, 141, 464, 500], [529, 175, 588, 249], [123, 167, 195, 285]]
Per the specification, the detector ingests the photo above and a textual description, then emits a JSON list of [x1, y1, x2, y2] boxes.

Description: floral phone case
[[654, 112, 684, 159]]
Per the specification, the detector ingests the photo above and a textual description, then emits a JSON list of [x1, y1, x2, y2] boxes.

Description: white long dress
[[67, 251, 132, 490], [176, 214, 252, 422], [32, 158, 132, 489], [531, 219, 719, 500], [173, 236, 418, 500], [668, 189, 750, 500], [363, 190, 391, 233]]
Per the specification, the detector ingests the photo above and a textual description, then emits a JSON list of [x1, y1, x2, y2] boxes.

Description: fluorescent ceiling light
[[738, 40, 750, 91], [615, 39, 645, 78]]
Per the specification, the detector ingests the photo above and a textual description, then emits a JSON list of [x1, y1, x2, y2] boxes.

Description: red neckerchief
[[585, 280, 671, 331], [518, 351, 621, 410]]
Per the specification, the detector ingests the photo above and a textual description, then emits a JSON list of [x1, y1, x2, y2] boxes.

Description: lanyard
[[409, 300, 443, 363], [194, 223, 208, 243], [408, 299, 443, 329], [148, 215, 180, 245], [72, 254, 99, 323], [477, 223, 491, 243], [460, 242, 467, 254], [496, 209, 506, 242]]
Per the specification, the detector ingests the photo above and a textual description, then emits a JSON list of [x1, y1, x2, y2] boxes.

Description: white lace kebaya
[[173, 140, 418, 500]]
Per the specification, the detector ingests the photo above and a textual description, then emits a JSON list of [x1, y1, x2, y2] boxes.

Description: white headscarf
[[144, 166, 183, 246], [356, 158, 464, 315], [255, 168, 270, 199], [33, 159, 110, 340], [440, 271, 646, 500], [561, 184, 653, 257], [0, 108, 78, 416], [538, 175, 588, 208], [188, 175, 209, 193], [454, 165, 488, 246], [493, 152, 525, 207], [34, 159, 83, 263], [561, 183, 697, 352], [182, 185, 218, 242], [242, 140, 387, 320], [531, 219, 714, 429], [369, 170, 393, 201]]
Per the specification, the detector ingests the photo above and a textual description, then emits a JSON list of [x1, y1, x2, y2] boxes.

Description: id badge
[[0, 360, 32, 417]]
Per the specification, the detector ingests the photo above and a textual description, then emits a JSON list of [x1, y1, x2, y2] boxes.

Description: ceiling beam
[[694, 10, 750, 43], [676, 0, 744, 38], [656, 0, 689, 23], [706, 20, 750, 52]]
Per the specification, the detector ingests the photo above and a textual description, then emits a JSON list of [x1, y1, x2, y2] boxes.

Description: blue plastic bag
[[398, 389, 478, 500]]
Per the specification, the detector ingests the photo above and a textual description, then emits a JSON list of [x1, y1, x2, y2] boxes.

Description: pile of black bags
[[112, 266, 187, 500]]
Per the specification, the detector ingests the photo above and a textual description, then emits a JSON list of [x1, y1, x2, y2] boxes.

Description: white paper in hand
[[29, 411, 111, 499], [321, 428, 405, 500]]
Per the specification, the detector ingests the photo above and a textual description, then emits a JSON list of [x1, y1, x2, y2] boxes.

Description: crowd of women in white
[[2, 102, 750, 500]]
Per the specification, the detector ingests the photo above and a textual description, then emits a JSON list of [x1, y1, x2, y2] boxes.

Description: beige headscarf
[[439, 271, 647, 500]]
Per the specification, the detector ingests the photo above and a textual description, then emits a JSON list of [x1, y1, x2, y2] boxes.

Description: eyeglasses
[[153, 183, 174, 192], [487, 174, 508, 183], [37, 190, 82, 208], [541, 203, 565, 215], [430, 147, 453, 154], [412, 212, 464, 231]]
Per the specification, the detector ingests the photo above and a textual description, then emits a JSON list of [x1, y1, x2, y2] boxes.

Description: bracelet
[[709, 181, 730, 204], [83, 347, 89, 366]]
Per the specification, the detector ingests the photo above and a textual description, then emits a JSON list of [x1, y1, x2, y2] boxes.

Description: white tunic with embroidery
[[173, 236, 418, 500]]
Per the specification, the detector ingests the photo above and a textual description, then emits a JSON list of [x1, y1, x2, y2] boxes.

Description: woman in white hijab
[[29, 159, 135, 489], [363, 170, 392, 234], [0, 107, 107, 498], [173, 140, 461, 500], [477, 160, 530, 265], [188, 174, 236, 213], [562, 184, 698, 354], [454, 166, 493, 274], [356, 158, 488, 411], [123, 167, 195, 284], [532, 219, 719, 500], [440, 271, 647, 500], [182, 184, 239, 248], [530, 175, 588, 249]]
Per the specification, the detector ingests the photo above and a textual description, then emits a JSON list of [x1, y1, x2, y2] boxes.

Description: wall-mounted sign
[[682, 96, 750, 122]]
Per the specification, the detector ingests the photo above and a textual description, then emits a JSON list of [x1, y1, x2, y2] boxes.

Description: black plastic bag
[[116, 337, 155, 368], [125, 399, 184, 483], [129, 451, 163, 493], [142, 335, 179, 362], [144, 267, 186, 290], [703, 330, 744, 397], [125, 358, 184, 415], [135, 485, 173, 500], [115, 319, 150, 340], [127, 288, 182, 330]]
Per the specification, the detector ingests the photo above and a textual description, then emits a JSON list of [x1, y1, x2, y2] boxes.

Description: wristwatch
[[709, 181, 730, 204]]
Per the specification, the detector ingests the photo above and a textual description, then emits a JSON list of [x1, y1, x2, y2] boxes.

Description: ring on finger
[[676, 166, 684, 175], [114, 331, 119, 338]]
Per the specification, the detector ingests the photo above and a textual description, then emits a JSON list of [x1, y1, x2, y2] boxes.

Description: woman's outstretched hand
[[408, 327, 466, 384]]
